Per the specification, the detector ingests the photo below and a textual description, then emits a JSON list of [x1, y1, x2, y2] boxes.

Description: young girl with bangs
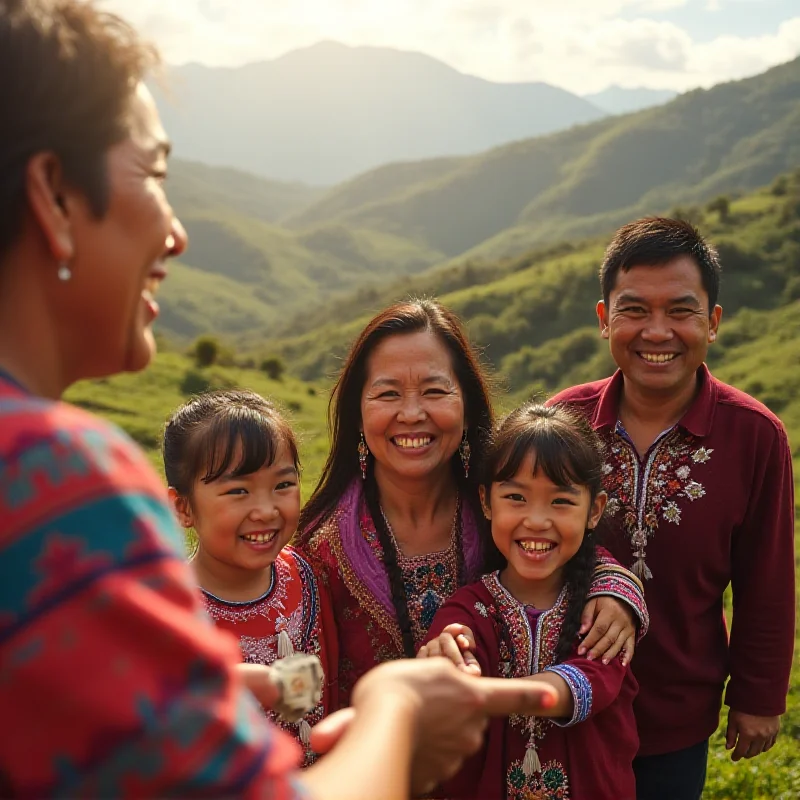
[[420, 403, 643, 800], [163, 390, 337, 765]]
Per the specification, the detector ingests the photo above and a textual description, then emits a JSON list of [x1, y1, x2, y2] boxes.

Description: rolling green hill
[[160, 161, 445, 340], [284, 56, 800, 264], [64, 352, 331, 486], [168, 158, 324, 223], [269, 169, 800, 391], [155, 58, 799, 345]]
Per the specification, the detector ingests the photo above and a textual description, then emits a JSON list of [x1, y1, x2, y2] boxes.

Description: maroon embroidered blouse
[[550, 365, 796, 756]]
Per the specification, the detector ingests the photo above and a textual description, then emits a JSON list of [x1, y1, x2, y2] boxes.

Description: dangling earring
[[57, 261, 72, 282], [358, 432, 369, 480], [459, 430, 471, 478]]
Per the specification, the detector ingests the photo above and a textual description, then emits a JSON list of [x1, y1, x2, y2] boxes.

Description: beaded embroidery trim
[[321, 511, 404, 651], [546, 663, 592, 727], [602, 426, 713, 580], [482, 572, 574, 785]]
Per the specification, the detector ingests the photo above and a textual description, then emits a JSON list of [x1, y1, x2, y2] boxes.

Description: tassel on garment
[[633, 558, 653, 581], [278, 629, 294, 658]]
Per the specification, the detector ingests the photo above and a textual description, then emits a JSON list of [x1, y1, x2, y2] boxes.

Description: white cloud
[[99, 0, 800, 93]]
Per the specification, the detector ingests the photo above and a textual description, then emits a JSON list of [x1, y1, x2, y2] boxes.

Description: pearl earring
[[57, 262, 72, 282]]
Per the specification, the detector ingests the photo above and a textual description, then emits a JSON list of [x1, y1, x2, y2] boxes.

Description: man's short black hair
[[600, 217, 721, 311]]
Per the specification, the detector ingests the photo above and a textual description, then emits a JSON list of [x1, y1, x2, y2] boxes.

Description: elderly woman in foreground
[[0, 2, 558, 797]]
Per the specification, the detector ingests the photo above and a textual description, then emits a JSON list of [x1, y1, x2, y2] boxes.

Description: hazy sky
[[102, 0, 800, 94]]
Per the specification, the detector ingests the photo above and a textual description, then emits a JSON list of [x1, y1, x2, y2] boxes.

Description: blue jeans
[[633, 740, 709, 800]]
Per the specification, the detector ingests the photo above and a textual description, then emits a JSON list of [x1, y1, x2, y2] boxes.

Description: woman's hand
[[416, 623, 481, 676], [577, 597, 637, 666], [234, 663, 280, 708], [346, 658, 559, 795]]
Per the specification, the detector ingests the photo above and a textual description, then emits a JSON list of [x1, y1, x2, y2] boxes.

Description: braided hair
[[363, 468, 466, 658], [479, 402, 605, 663]]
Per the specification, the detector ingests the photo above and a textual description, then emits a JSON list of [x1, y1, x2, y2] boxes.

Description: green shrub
[[193, 335, 220, 368], [260, 356, 286, 381]]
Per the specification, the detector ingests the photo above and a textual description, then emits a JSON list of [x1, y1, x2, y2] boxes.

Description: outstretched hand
[[315, 658, 558, 796]]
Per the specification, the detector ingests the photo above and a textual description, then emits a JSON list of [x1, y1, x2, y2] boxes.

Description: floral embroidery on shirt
[[475, 601, 489, 617], [601, 427, 713, 580], [482, 573, 574, 780], [692, 447, 713, 463], [507, 758, 570, 800]]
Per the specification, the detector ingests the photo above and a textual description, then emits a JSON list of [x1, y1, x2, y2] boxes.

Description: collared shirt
[[0, 377, 304, 797], [551, 365, 796, 755]]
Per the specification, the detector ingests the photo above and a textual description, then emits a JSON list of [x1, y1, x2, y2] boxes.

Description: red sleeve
[[546, 655, 630, 726], [0, 420, 303, 798], [725, 424, 796, 716]]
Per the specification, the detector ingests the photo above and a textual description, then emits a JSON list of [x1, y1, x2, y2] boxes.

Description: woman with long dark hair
[[297, 299, 648, 706]]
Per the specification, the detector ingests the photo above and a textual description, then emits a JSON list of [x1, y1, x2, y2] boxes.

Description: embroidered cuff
[[546, 663, 592, 727], [588, 565, 650, 639]]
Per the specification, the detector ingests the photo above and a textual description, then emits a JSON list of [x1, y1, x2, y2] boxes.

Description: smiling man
[[549, 217, 796, 800]]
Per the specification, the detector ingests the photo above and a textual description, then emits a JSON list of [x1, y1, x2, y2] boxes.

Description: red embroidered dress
[[424, 571, 640, 800], [298, 482, 649, 707], [201, 545, 338, 765], [551, 366, 796, 756]]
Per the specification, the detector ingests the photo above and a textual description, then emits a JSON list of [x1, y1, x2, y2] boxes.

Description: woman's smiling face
[[360, 330, 466, 485]]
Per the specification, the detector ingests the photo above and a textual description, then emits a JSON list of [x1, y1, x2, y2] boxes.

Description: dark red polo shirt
[[550, 365, 796, 756]]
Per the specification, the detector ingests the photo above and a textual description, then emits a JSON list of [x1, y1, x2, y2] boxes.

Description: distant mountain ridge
[[154, 56, 800, 346], [583, 86, 677, 114], [283, 56, 800, 262], [155, 41, 605, 185]]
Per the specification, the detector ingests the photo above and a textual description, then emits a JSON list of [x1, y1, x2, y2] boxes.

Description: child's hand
[[417, 624, 481, 676], [578, 597, 637, 665]]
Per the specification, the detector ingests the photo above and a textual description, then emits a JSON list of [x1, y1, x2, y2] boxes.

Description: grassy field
[[65, 351, 331, 493], [66, 341, 799, 798]]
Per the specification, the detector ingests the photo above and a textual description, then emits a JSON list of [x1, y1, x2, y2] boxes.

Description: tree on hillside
[[771, 176, 789, 196], [707, 195, 731, 222], [670, 205, 702, 226], [194, 335, 220, 368], [260, 356, 286, 381]]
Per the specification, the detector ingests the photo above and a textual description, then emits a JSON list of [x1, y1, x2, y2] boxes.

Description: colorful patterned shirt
[[0, 376, 304, 798], [202, 546, 338, 765], [551, 365, 796, 755]]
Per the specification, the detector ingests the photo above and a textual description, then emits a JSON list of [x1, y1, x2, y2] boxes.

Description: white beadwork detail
[[692, 447, 713, 463], [662, 501, 681, 524], [684, 481, 706, 501]]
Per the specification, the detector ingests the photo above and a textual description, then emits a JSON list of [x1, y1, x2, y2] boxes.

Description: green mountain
[[284, 56, 800, 263], [582, 86, 677, 115], [270, 170, 800, 396], [156, 58, 799, 345], [168, 159, 324, 223], [160, 160, 445, 340], [156, 42, 604, 185]]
